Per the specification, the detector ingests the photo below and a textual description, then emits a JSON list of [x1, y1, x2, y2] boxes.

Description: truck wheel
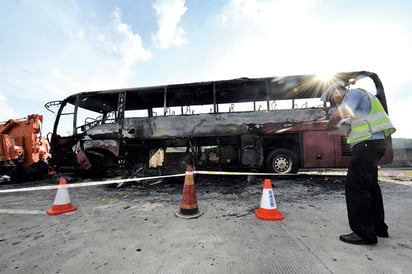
[[265, 148, 299, 174]]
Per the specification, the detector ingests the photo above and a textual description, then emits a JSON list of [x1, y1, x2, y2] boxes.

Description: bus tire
[[265, 148, 299, 174]]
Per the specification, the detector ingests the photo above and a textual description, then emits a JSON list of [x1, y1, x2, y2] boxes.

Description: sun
[[315, 71, 336, 82]]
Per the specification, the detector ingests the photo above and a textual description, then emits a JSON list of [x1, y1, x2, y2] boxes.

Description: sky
[[1, 0, 411, 138]]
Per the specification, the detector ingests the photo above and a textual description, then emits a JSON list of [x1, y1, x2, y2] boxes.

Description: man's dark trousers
[[345, 139, 387, 242]]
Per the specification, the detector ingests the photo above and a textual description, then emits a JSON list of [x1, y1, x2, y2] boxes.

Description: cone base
[[175, 210, 204, 219], [47, 203, 77, 215], [255, 207, 284, 221], [180, 207, 199, 215]]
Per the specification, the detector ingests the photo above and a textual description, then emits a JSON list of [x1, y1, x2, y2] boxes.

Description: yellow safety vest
[[347, 90, 396, 144]]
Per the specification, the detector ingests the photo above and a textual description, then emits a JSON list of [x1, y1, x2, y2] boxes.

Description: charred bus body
[[45, 71, 393, 178]]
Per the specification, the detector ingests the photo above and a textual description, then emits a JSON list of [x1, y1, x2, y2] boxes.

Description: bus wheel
[[265, 148, 299, 174]]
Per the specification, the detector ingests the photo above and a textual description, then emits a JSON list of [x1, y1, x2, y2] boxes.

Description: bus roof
[[64, 71, 383, 113]]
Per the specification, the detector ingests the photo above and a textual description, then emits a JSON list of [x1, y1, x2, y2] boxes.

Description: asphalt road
[[0, 171, 411, 274]]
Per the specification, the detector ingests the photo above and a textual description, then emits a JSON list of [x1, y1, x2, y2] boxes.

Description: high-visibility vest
[[347, 90, 396, 144]]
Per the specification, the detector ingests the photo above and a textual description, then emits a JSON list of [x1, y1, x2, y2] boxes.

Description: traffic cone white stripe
[[260, 188, 277, 209], [53, 186, 71, 205]]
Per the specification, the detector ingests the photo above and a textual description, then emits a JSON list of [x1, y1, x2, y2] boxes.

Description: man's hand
[[326, 106, 354, 131], [326, 113, 342, 130]]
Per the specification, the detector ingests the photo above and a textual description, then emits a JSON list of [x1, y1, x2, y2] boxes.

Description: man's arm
[[326, 108, 353, 130], [326, 89, 362, 130]]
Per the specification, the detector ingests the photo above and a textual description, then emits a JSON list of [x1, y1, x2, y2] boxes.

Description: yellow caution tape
[[1, 169, 410, 194], [0, 173, 185, 194], [194, 170, 348, 176], [378, 170, 412, 178], [193, 170, 280, 176], [194, 169, 412, 178]]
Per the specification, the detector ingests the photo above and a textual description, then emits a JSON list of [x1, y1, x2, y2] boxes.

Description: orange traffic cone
[[47, 178, 77, 215], [175, 165, 203, 219], [255, 179, 284, 221]]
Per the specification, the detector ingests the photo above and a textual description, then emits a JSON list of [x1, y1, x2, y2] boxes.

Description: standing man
[[323, 81, 396, 245]]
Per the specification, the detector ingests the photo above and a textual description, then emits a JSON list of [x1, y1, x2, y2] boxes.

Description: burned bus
[[45, 71, 393, 178]]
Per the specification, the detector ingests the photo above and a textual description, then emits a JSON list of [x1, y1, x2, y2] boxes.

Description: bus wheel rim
[[274, 156, 290, 173]]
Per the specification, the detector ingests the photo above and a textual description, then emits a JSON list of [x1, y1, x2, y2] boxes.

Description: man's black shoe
[[339, 232, 377, 245], [376, 231, 389, 238]]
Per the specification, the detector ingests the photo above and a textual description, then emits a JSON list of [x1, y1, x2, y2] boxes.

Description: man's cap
[[320, 80, 346, 102]]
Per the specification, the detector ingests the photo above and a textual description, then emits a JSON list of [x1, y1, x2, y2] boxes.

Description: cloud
[[109, 7, 152, 83], [152, 0, 187, 49], [212, 0, 412, 78], [208, 0, 332, 78], [0, 95, 19, 121], [42, 6, 153, 95], [222, 0, 315, 25], [1, 2, 154, 101], [111, 7, 152, 65], [388, 96, 412, 138], [86, 7, 152, 86]]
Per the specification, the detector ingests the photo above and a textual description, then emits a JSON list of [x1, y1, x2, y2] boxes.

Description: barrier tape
[[193, 170, 282, 176], [0, 173, 185, 194], [378, 170, 412, 178], [0, 169, 410, 194], [297, 170, 412, 178]]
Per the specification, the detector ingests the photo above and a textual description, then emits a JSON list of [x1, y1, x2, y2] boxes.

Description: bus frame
[[45, 70, 393, 178]]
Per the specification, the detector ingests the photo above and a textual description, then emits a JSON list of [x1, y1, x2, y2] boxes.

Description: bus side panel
[[240, 134, 263, 168], [302, 131, 336, 168]]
